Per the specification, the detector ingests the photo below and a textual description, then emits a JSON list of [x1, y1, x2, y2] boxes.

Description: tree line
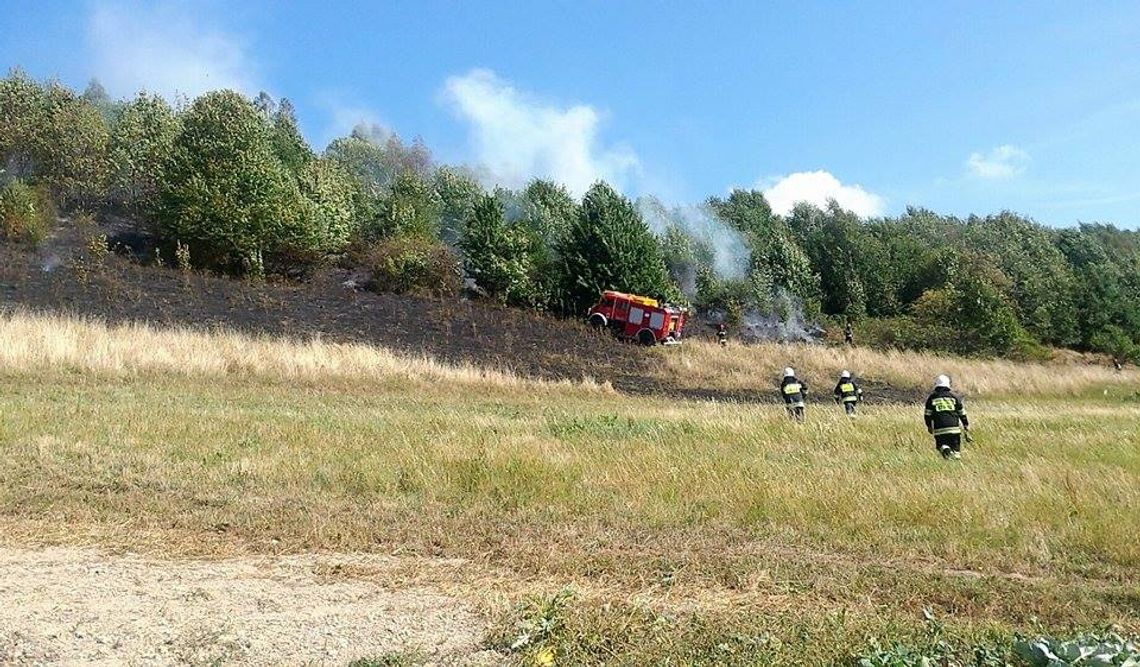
[[2, 69, 1139, 361]]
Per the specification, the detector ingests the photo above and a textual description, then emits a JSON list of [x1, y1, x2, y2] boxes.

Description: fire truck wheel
[[637, 329, 657, 346], [588, 313, 607, 329]]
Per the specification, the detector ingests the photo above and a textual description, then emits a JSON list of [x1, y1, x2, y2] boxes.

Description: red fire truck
[[587, 290, 687, 345]]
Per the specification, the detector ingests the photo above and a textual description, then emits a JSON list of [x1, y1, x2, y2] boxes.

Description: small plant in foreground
[[490, 588, 573, 664], [1013, 632, 1140, 666], [854, 609, 1012, 667], [176, 240, 192, 272]]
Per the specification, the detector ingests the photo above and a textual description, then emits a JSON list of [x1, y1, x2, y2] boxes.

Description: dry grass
[[664, 339, 1138, 397], [1, 311, 1138, 663], [0, 310, 608, 394]]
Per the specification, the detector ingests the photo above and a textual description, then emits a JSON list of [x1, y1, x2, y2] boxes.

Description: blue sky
[[3, 1, 1140, 226]]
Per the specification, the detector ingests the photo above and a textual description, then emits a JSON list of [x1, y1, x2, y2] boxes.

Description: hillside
[[1, 222, 668, 393], [4, 221, 1132, 409]]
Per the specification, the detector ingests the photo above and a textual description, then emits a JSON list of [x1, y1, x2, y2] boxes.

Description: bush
[[0, 180, 53, 244], [359, 235, 460, 297], [1089, 325, 1140, 364]]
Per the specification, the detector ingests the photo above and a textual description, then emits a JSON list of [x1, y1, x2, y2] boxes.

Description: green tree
[[107, 93, 180, 212], [325, 127, 434, 227], [460, 193, 539, 305], [296, 158, 359, 253], [268, 98, 312, 173], [557, 181, 674, 314], [366, 170, 442, 241], [158, 90, 307, 272], [709, 190, 820, 314], [0, 72, 110, 207], [940, 253, 1038, 356], [0, 69, 46, 180], [434, 165, 484, 244], [964, 212, 1079, 346], [43, 82, 111, 207], [785, 202, 869, 318], [81, 78, 120, 124], [520, 179, 578, 247], [1056, 224, 1140, 349]]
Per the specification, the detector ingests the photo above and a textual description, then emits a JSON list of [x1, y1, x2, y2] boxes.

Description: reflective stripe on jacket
[[924, 388, 969, 435], [834, 381, 861, 403], [781, 377, 807, 406]]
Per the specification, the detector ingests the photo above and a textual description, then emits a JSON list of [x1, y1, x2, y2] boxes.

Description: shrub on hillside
[[1090, 325, 1140, 364], [0, 179, 53, 244], [359, 235, 460, 297]]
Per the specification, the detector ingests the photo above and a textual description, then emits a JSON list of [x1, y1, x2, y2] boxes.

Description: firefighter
[[833, 370, 862, 416], [924, 375, 970, 460], [717, 323, 728, 347], [780, 367, 808, 422], [844, 320, 854, 346], [1114, 357, 1123, 372]]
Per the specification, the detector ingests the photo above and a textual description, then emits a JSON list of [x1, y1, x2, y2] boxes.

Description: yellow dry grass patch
[[0, 309, 608, 394], [665, 339, 1138, 397]]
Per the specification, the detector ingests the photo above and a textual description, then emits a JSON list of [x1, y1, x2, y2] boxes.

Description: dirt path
[[0, 546, 504, 666]]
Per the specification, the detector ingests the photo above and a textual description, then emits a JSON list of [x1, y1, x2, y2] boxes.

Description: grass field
[[1, 311, 1138, 665]]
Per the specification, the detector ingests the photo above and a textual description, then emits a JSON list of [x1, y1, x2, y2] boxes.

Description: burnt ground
[[0, 223, 919, 403]]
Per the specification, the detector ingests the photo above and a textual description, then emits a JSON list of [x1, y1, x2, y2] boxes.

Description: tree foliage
[[157, 90, 309, 271], [0, 71, 110, 206], [558, 182, 673, 314], [107, 92, 180, 211], [460, 193, 541, 306]]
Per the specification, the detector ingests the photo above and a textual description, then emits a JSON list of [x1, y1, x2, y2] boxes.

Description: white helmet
[[783, 367, 795, 378], [840, 370, 851, 379], [935, 374, 951, 389]]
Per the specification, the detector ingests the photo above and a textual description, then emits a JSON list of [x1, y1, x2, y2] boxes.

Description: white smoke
[[738, 290, 821, 343], [441, 69, 640, 197], [638, 199, 750, 281], [87, 2, 259, 101]]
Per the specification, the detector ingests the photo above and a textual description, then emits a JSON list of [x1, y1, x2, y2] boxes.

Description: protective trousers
[[934, 433, 961, 458]]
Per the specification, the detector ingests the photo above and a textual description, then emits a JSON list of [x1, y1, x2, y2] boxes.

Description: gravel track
[[0, 546, 504, 666]]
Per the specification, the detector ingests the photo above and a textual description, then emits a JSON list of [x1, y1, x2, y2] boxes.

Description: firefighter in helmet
[[924, 374, 970, 460], [717, 323, 728, 347], [780, 367, 808, 422], [833, 370, 863, 416]]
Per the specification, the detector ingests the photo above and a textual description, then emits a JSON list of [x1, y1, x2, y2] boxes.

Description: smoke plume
[[638, 198, 750, 282]]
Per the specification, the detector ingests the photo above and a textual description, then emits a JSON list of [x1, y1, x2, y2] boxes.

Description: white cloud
[[966, 145, 1030, 179], [760, 170, 885, 217], [87, 2, 258, 101], [441, 69, 639, 196]]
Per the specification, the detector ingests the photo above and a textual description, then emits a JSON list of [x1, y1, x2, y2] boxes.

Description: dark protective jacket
[[781, 376, 807, 407], [923, 387, 969, 436], [834, 379, 862, 403]]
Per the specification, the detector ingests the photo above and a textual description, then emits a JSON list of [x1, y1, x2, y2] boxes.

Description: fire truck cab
[[587, 290, 686, 346]]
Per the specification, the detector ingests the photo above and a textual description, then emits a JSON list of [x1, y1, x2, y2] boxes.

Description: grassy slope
[[1, 312, 1138, 664]]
